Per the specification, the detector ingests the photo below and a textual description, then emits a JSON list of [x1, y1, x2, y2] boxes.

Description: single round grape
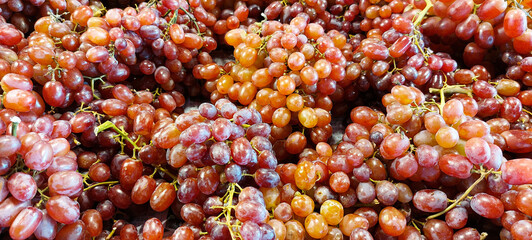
[[320, 200, 344, 225], [423, 219, 453, 240], [413, 189, 448, 213], [511, 220, 532, 240], [379, 207, 406, 236], [470, 193, 504, 219], [9, 207, 43, 240], [304, 213, 328, 238], [8, 172, 37, 202]]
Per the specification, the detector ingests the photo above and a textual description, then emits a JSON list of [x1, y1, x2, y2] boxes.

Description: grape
[[181, 203, 205, 226], [0, 196, 30, 227], [0, 135, 21, 157], [501, 130, 532, 153], [464, 138, 491, 165], [340, 214, 370, 236], [81, 209, 103, 237], [515, 188, 532, 216], [2, 0, 532, 237], [48, 170, 83, 197], [179, 123, 212, 147], [305, 213, 328, 238], [501, 158, 532, 184], [442, 99, 464, 125], [423, 219, 453, 240], [470, 193, 504, 219], [212, 118, 232, 141], [150, 182, 176, 212], [142, 218, 164, 240], [172, 226, 195, 240], [375, 180, 398, 206], [177, 178, 199, 204], [416, 144, 439, 167], [254, 168, 280, 188], [413, 189, 448, 212], [320, 200, 344, 225], [445, 207, 468, 229], [291, 194, 314, 218], [504, 9, 527, 38], [379, 207, 406, 236], [330, 171, 350, 193], [55, 220, 87, 239], [33, 210, 58, 240], [235, 200, 268, 223], [439, 154, 473, 179], [379, 133, 410, 159], [241, 221, 262, 240], [477, 0, 507, 21], [46, 195, 80, 224], [448, 0, 474, 22], [8, 172, 37, 202], [231, 137, 254, 165], [511, 220, 532, 240], [501, 210, 529, 230], [453, 227, 480, 240], [350, 227, 374, 240]]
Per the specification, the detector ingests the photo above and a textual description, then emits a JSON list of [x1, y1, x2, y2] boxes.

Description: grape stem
[[179, 7, 203, 37], [95, 121, 141, 156], [85, 75, 107, 100], [155, 165, 178, 181], [512, 0, 532, 21], [35, 186, 50, 208], [84, 181, 119, 191], [429, 85, 472, 113], [37, 187, 49, 201], [353, 199, 380, 207], [369, 178, 382, 184], [426, 169, 492, 220], [106, 226, 117, 240], [411, 220, 421, 232], [251, 144, 262, 154], [216, 183, 242, 240], [522, 108, 532, 117], [412, 0, 434, 26], [10, 116, 20, 137], [149, 167, 158, 178]]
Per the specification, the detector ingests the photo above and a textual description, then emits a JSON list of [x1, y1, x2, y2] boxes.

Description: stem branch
[[426, 170, 491, 220]]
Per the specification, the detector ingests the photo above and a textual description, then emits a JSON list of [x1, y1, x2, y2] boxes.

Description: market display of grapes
[[1, 0, 532, 239]]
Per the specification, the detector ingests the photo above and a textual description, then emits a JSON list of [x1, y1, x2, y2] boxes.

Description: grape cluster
[[0, 0, 531, 239]]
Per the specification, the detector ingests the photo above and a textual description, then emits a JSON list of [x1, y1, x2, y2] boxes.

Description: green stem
[[84, 181, 119, 191], [426, 170, 492, 220], [37, 187, 49, 204], [95, 121, 140, 150], [85, 75, 106, 100], [429, 85, 472, 114], [251, 144, 262, 154], [413, 0, 434, 26], [179, 7, 203, 36], [428, 86, 472, 97], [155, 166, 178, 180], [512, 0, 532, 21], [10, 116, 20, 137], [223, 183, 241, 239], [149, 168, 158, 178], [106, 227, 117, 240]]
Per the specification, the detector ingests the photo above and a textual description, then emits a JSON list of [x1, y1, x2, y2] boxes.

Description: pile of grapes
[[1, 0, 532, 239]]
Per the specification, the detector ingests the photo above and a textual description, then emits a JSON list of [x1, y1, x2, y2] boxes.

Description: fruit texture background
[[0, 0, 532, 239]]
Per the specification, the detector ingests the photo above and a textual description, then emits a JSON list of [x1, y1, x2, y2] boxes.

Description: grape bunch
[[0, 0, 531, 239]]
